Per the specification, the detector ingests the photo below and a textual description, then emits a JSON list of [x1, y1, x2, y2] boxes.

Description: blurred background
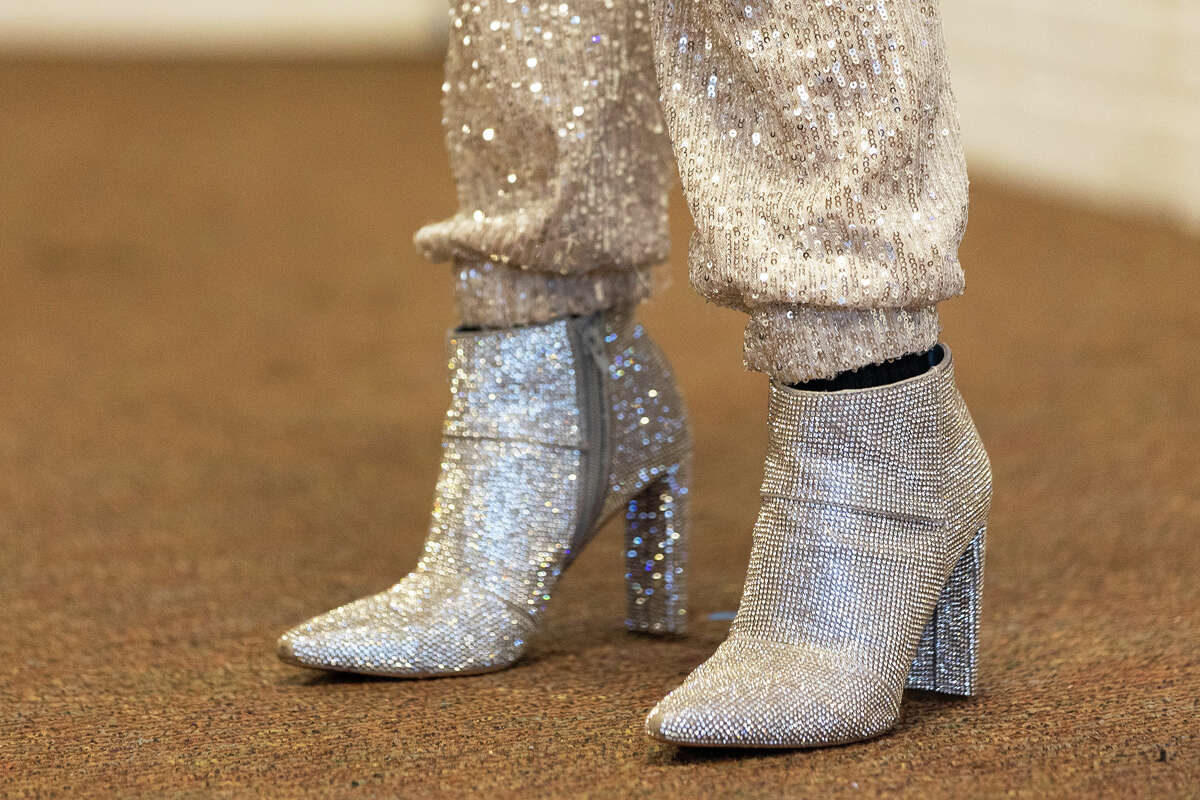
[[3, 3, 1196, 797]]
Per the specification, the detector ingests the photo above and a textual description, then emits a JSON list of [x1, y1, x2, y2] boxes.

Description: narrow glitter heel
[[624, 457, 690, 635], [906, 525, 987, 696]]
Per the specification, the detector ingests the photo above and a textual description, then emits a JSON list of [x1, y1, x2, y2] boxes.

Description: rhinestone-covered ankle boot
[[646, 344, 991, 747], [278, 309, 691, 677]]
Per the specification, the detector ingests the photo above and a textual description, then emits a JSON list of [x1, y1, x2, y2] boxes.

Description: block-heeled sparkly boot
[[646, 344, 991, 747], [277, 309, 691, 677]]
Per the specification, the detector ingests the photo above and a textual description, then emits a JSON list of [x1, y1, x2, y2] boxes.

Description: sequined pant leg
[[414, 0, 675, 328], [416, 1, 970, 383], [646, 0, 969, 382]]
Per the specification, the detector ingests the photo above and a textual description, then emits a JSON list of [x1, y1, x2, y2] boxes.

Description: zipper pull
[[584, 317, 608, 368]]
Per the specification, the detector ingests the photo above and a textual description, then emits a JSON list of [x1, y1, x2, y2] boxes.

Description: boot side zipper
[[569, 313, 610, 558]]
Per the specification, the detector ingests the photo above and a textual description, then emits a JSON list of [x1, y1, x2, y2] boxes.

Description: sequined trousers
[[416, 0, 969, 383], [278, 310, 692, 676], [647, 345, 992, 747]]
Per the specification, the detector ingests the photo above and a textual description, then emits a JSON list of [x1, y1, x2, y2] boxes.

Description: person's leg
[[414, 0, 675, 326], [277, 1, 694, 677], [648, 0, 966, 382], [643, 1, 992, 747]]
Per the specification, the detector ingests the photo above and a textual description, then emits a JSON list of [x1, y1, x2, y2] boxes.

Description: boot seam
[[759, 493, 944, 527]]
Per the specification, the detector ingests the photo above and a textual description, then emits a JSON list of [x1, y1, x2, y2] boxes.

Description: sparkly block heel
[[277, 309, 691, 677], [906, 525, 986, 696], [647, 343, 992, 748], [624, 458, 690, 635]]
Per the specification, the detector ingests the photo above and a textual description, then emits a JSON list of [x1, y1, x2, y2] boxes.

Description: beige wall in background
[[0, 0, 447, 55], [942, 0, 1200, 232], [1, 0, 1196, 231]]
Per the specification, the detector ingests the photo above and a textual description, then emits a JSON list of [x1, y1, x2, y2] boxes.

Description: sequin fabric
[[646, 345, 991, 747], [415, 0, 674, 315], [416, 0, 968, 383], [277, 311, 692, 676]]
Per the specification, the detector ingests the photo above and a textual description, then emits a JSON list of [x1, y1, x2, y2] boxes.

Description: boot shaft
[[435, 310, 691, 606], [760, 344, 991, 563]]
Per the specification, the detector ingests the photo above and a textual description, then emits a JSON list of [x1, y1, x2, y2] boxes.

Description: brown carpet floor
[[1, 60, 1196, 798]]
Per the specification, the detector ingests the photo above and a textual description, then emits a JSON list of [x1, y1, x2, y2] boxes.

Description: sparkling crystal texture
[[278, 311, 691, 676], [646, 345, 991, 747], [416, 0, 969, 382]]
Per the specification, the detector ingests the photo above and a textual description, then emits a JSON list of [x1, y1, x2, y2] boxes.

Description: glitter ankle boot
[[278, 309, 691, 677], [646, 344, 991, 747]]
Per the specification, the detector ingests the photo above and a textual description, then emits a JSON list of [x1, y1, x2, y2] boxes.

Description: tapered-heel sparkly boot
[[646, 344, 991, 747], [277, 309, 690, 676]]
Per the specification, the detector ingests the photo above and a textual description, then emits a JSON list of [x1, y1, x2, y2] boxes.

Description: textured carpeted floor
[[1, 61, 1196, 798]]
